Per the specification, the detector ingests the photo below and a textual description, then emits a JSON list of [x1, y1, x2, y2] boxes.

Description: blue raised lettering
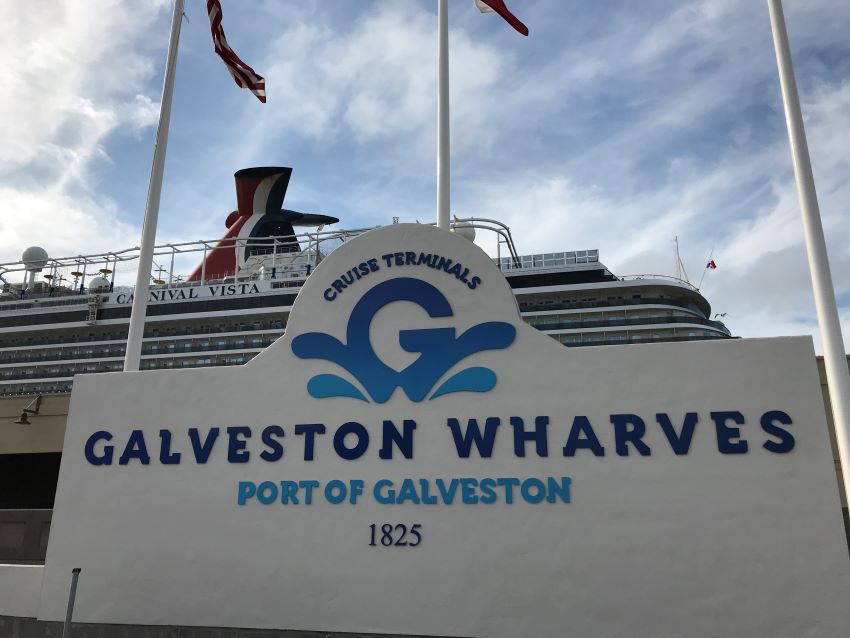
[[397, 479, 421, 504], [447, 417, 501, 458], [656, 412, 698, 455], [479, 478, 497, 504], [419, 479, 438, 504], [188, 427, 219, 464], [436, 478, 460, 504], [237, 481, 256, 505], [294, 423, 326, 461], [460, 478, 479, 504], [226, 426, 252, 463], [260, 425, 285, 462], [333, 421, 369, 460], [279, 480, 299, 504], [325, 480, 347, 504], [349, 479, 364, 504], [547, 477, 571, 503], [158, 429, 181, 464], [712, 411, 748, 454], [497, 477, 520, 504], [611, 414, 651, 456], [511, 416, 549, 457], [761, 410, 795, 453], [299, 480, 319, 504], [119, 430, 151, 465], [84, 430, 114, 465], [379, 419, 417, 459], [257, 481, 278, 505], [520, 478, 546, 503], [374, 479, 395, 504], [563, 416, 605, 457]]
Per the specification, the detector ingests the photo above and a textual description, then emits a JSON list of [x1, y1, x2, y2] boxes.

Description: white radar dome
[[87, 276, 110, 292], [22, 246, 49, 270], [451, 220, 476, 243]]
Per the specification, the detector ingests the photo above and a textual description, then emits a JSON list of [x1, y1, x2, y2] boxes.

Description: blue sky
[[2, 0, 849, 349]]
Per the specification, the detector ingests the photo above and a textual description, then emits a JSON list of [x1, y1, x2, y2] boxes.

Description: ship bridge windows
[[246, 214, 300, 260]]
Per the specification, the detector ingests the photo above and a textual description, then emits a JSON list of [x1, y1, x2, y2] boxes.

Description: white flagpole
[[124, 0, 185, 372], [437, 0, 451, 230], [768, 0, 850, 505]]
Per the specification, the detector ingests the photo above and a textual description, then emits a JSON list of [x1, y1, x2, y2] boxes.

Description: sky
[[1, 0, 849, 350]]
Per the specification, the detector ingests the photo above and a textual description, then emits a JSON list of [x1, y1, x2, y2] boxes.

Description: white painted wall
[[38, 225, 850, 636], [0, 564, 43, 618]]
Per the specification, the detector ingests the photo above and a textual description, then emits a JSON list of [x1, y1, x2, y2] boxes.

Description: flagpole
[[124, 0, 185, 372], [768, 0, 850, 506], [437, 0, 450, 230]]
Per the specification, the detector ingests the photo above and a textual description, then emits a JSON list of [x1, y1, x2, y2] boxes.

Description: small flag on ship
[[474, 0, 529, 36], [206, 0, 266, 102], [707, 259, 717, 269]]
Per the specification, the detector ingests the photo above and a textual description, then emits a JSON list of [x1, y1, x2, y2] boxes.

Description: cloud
[[402, 0, 847, 352], [245, 1, 512, 159], [125, 94, 162, 132], [0, 187, 137, 261], [0, 0, 170, 263]]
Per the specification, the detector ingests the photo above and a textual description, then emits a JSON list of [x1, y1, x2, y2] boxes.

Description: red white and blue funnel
[[187, 167, 338, 281]]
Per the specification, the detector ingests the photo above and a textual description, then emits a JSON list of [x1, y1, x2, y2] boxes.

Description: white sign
[[41, 224, 850, 636]]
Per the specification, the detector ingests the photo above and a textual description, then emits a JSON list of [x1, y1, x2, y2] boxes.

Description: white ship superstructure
[[0, 241, 731, 398]]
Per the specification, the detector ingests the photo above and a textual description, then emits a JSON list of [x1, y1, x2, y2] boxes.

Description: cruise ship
[[0, 167, 733, 564], [0, 167, 731, 398]]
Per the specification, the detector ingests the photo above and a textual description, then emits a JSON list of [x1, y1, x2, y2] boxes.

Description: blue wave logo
[[291, 277, 516, 402]]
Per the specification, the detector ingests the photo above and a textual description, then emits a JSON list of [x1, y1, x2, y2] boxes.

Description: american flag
[[474, 0, 529, 36], [206, 0, 266, 103]]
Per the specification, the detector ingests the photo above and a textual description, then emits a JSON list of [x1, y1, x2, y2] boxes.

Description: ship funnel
[[234, 167, 293, 219], [187, 167, 337, 283], [187, 167, 294, 282]]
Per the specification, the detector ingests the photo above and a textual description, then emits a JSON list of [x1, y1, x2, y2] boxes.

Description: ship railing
[[520, 296, 704, 313], [619, 274, 700, 291], [497, 249, 600, 271], [526, 314, 731, 334], [1, 219, 526, 302], [0, 292, 98, 312], [447, 217, 522, 268], [0, 336, 284, 365], [559, 334, 735, 347], [0, 226, 378, 298]]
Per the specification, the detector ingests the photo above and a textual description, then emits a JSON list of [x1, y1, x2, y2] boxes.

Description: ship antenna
[[673, 236, 691, 284], [674, 237, 680, 280]]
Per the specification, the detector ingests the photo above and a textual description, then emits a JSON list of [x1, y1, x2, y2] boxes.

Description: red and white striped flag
[[206, 0, 266, 103], [474, 0, 529, 36]]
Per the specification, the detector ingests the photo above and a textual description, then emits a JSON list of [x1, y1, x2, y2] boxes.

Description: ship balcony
[[0, 346, 270, 380], [0, 319, 286, 350], [517, 296, 706, 314], [0, 333, 283, 365], [553, 332, 734, 347], [524, 314, 731, 335]]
